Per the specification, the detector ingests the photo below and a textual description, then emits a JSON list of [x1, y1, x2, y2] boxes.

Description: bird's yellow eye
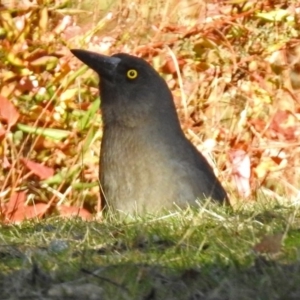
[[127, 69, 138, 79]]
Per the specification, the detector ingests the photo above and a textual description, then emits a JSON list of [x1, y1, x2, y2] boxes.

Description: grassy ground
[[1, 0, 300, 299], [1, 202, 300, 299]]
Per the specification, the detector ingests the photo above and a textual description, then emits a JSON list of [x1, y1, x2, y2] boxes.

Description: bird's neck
[[101, 109, 145, 128]]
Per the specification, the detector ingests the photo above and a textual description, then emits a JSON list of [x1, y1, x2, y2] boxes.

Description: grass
[[1, 202, 300, 299]]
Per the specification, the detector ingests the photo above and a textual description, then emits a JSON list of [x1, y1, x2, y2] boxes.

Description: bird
[[71, 49, 229, 215]]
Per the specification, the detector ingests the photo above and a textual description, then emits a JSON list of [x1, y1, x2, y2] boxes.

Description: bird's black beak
[[70, 49, 121, 82]]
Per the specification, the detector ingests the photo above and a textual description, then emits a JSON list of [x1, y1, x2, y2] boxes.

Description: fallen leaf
[[2, 156, 11, 169], [1, 192, 51, 224], [253, 233, 284, 254], [5, 203, 51, 224], [5, 191, 27, 215], [57, 205, 92, 220], [21, 158, 54, 180], [0, 95, 20, 128], [160, 57, 186, 75], [0, 127, 6, 139], [229, 149, 251, 198]]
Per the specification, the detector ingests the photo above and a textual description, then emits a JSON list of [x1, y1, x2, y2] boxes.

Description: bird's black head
[[71, 49, 179, 128]]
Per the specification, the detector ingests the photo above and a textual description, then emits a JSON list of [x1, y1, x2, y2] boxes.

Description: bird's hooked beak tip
[[70, 49, 121, 81]]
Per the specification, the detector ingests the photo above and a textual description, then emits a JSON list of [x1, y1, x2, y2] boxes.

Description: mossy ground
[[1, 202, 300, 299]]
